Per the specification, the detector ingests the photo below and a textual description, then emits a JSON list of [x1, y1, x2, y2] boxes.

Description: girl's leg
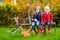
[[47, 22, 51, 34], [30, 22, 37, 34], [30, 22, 35, 32], [36, 21, 40, 34], [42, 22, 46, 33], [36, 21, 40, 29]]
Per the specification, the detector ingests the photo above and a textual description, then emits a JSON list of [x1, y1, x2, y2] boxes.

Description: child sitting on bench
[[42, 6, 53, 34], [30, 6, 42, 34]]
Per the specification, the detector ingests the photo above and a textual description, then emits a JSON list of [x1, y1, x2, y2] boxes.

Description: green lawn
[[0, 26, 60, 40]]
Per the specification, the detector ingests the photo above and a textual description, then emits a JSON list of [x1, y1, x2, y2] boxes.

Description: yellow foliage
[[3, 0, 12, 3], [2, 0, 60, 14]]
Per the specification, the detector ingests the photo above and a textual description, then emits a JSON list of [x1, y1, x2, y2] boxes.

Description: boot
[[33, 28, 37, 34], [48, 27, 50, 34], [37, 29, 40, 35], [42, 26, 45, 33]]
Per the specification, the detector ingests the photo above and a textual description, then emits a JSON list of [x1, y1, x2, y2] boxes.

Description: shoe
[[37, 29, 40, 35]]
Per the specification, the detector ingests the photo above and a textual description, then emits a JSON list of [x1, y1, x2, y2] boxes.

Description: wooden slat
[[19, 23, 31, 26]]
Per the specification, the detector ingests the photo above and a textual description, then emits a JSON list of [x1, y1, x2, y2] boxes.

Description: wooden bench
[[12, 14, 31, 33]]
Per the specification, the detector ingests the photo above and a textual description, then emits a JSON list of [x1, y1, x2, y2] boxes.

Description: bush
[[0, 3, 30, 26], [0, 0, 60, 27], [0, 3, 16, 25]]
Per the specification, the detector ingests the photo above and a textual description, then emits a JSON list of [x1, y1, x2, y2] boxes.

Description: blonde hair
[[44, 6, 51, 12]]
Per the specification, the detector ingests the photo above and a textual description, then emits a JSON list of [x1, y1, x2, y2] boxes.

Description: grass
[[0, 26, 60, 40]]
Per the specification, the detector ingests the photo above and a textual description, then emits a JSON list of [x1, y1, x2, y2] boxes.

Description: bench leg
[[12, 26, 22, 33], [55, 24, 56, 33], [20, 26, 22, 32]]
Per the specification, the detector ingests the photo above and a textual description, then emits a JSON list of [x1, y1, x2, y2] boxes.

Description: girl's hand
[[35, 19, 37, 22]]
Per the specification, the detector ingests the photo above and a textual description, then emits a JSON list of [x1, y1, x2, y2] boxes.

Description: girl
[[30, 6, 42, 34], [42, 6, 53, 34]]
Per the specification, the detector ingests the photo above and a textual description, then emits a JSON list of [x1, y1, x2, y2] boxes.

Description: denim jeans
[[31, 21, 40, 29], [42, 22, 51, 27]]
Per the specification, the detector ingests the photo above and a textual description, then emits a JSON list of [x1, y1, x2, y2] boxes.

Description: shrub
[[0, 0, 60, 27]]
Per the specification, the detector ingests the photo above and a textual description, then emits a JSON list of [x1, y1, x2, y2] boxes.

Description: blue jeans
[[32, 21, 40, 29], [42, 22, 51, 27]]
